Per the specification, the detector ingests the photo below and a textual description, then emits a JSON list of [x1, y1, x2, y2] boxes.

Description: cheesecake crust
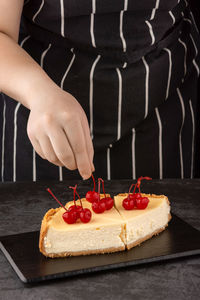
[[39, 207, 62, 256], [42, 245, 125, 258]]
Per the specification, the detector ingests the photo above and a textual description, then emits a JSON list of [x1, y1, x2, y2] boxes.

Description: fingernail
[[82, 174, 90, 180]]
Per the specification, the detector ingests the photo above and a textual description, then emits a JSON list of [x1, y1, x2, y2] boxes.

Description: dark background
[[190, 0, 200, 177]]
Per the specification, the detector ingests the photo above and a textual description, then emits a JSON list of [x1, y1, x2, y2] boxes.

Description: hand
[[27, 86, 94, 180]]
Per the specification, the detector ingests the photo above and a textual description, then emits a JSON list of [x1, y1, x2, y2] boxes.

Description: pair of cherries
[[85, 176, 114, 213], [122, 177, 152, 210], [47, 186, 91, 224]]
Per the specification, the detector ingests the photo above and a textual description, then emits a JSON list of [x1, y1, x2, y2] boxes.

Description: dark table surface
[[0, 179, 200, 300]]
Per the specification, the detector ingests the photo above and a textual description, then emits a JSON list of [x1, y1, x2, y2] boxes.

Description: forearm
[[0, 31, 59, 109], [0, 1, 94, 179]]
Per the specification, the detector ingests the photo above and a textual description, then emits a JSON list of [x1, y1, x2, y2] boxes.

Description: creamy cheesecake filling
[[43, 198, 126, 254], [44, 224, 125, 254], [125, 200, 169, 245]]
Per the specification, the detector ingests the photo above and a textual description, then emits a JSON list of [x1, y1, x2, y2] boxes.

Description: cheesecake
[[114, 193, 171, 250], [39, 196, 126, 257], [39, 193, 171, 258]]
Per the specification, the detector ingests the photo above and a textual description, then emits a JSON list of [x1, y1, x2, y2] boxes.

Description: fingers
[[37, 134, 64, 167], [28, 116, 91, 177], [63, 119, 93, 179], [28, 137, 46, 160], [81, 115, 95, 172], [27, 94, 95, 179], [47, 127, 77, 171]]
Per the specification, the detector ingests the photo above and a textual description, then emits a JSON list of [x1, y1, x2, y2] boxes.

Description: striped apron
[[0, 0, 200, 181]]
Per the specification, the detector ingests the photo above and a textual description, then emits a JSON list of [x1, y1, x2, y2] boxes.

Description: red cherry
[[86, 191, 99, 203], [96, 178, 114, 210], [123, 184, 137, 202], [135, 197, 149, 209], [122, 176, 152, 211], [130, 192, 141, 199], [92, 200, 106, 213], [79, 208, 92, 223], [62, 210, 77, 224], [68, 204, 82, 219], [102, 197, 114, 210], [86, 174, 99, 203], [122, 197, 135, 210], [70, 186, 93, 223], [68, 204, 82, 211]]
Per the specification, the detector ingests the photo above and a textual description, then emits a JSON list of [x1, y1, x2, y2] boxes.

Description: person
[[0, 0, 199, 182]]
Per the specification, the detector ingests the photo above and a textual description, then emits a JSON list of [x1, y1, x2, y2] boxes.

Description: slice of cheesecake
[[114, 193, 171, 250], [39, 193, 171, 258], [39, 197, 126, 258]]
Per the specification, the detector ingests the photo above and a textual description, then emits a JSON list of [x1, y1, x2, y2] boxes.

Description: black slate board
[[0, 214, 200, 283]]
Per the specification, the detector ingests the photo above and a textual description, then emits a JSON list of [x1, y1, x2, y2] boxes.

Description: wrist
[[20, 74, 60, 110]]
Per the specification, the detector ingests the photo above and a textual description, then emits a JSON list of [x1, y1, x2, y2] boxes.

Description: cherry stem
[[75, 190, 83, 208], [98, 178, 106, 198], [128, 183, 135, 198], [91, 174, 96, 191], [98, 178, 101, 201], [47, 188, 67, 211], [69, 185, 77, 207], [69, 185, 83, 208], [132, 183, 138, 194], [133, 177, 152, 194]]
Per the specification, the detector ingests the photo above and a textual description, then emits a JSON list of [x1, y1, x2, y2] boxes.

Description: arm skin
[[0, 0, 94, 180]]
